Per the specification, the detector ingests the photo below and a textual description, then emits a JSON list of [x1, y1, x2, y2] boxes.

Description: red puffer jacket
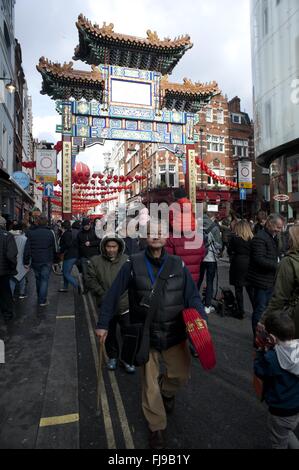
[[165, 234, 206, 284], [169, 197, 196, 233]]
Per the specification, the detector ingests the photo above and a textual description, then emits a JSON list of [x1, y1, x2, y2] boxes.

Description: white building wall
[[0, 0, 15, 175], [251, 0, 299, 160]]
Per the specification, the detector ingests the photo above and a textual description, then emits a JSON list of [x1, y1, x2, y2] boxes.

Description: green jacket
[[86, 236, 129, 314], [263, 250, 299, 338]]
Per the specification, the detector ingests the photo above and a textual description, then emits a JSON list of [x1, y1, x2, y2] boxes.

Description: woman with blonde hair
[[228, 220, 254, 319], [262, 225, 299, 337]]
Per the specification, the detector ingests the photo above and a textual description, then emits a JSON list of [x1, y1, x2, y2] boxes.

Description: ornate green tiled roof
[[73, 14, 193, 75], [37, 57, 105, 101]]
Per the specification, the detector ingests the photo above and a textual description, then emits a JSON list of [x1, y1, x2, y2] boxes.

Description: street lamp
[[0, 77, 16, 94]]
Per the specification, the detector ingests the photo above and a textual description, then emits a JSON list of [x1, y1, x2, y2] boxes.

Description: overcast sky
[[15, 0, 252, 172]]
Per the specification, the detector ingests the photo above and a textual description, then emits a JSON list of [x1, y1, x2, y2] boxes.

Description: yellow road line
[[56, 316, 75, 320], [40, 414, 79, 428], [87, 293, 135, 450], [78, 276, 116, 450]]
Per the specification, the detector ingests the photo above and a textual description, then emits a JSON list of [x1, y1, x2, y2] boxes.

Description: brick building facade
[[112, 95, 259, 218]]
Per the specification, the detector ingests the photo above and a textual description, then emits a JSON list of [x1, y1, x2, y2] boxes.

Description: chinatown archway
[[37, 14, 220, 219]]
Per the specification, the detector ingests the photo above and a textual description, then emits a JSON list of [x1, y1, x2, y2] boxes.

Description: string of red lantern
[[195, 159, 238, 189], [22, 161, 36, 169]]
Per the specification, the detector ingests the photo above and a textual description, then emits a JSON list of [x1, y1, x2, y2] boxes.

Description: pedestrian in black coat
[[0, 216, 18, 322], [228, 220, 254, 319], [247, 214, 284, 335]]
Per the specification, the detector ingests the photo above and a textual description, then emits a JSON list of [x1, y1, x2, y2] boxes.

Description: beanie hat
[[82, 218, 91, 227], [174, 188, 187, 200], [0, 216, 7, 228]]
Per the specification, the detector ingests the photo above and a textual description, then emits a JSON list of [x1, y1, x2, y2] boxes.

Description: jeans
[[63, 258, 78, 289], [106, 314, 130, 360], [32, 263, 52, 305], [198, 262, 217, 307], [252, 287, 273, 335], [10, 276, 27, 297]]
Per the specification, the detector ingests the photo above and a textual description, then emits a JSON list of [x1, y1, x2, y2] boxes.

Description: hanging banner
[[238, 160, 252, 189], [36, 149, 57, 183], [186, 145, 197, 211], [63, 141, 72, 214]]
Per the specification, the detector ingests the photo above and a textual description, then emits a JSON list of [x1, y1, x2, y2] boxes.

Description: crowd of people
[[1, 189, 299, 449]]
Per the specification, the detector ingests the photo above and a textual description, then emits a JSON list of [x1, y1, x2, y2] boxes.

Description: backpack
[[216, 288, 240, 318], [203, 222, 223, 258], [203, 222, 216, 251]]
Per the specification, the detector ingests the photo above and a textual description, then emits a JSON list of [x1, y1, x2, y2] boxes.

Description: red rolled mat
[[183, 308, 216, 370]]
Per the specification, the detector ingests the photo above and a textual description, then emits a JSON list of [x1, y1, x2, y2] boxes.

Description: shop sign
[[238, 161, 252, 189], [273, 194, 289, 202], [11, 171, 30, 190], [36, 149, 57, 183]]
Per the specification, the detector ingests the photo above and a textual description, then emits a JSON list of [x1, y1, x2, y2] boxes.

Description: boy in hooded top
[[254, 311, 299, 449]]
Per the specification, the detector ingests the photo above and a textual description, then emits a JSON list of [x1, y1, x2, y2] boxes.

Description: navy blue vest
[[128, 253, 187, 351]]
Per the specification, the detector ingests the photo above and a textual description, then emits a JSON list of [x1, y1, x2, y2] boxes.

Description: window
[[263, 0, 269, 37], [4, 21, 11, 51], [206, 108, 213, 123], [232, 139, 249, 158], [217, 109, 224, 124], [231, 113, 242, 124], [160, 173, 167, 184], [263, 185, 270, 202], [265, 100, 272, 139], [169, 165, 175, 172], [207, 135, 225, 153], [2, 126, 7, 167], [159, 165, 166, 186], [207, 168, 226, 186], [169, 173, 175, 187]]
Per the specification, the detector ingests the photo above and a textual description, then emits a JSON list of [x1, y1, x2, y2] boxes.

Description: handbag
[[121, 257, 176, 367]]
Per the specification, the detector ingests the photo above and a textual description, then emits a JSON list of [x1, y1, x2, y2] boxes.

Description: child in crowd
[[254, 311, 299, 449]]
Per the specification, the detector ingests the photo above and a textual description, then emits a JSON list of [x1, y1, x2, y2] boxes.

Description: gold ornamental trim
[[161, 75, 220, 97], [76, 13, 193, 49], [37, 57, 104, 83]]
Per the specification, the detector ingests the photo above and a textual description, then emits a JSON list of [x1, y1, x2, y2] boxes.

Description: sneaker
[[107, 358, 118, 371], [39, 302, 50, 307], [58, 289, 68, 293], [149, 430, 166, 450], [205, 306, 215, 315], [19, 295, 27, 300], [120, 361, 136, 374]]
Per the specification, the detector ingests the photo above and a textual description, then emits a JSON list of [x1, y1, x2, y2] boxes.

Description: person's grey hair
[[0, 216, 6, 228], [266, 214, 284, 226]]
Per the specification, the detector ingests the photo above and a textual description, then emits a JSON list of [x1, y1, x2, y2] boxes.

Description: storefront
[[0, 168, 35, 222], [270, 155, 299, 220]]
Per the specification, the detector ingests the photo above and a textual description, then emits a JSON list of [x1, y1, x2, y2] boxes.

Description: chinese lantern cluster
[[72, 162, 91, 185], [195, 159, 238, 189]]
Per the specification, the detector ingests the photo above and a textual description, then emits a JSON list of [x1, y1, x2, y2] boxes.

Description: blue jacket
[[254, 350, 299, 417], [24, 226, 57, 265], [97, 251, 206, 331]]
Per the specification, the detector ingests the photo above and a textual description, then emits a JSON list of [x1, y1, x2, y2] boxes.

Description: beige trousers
[[141, 341, 191, 432]]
